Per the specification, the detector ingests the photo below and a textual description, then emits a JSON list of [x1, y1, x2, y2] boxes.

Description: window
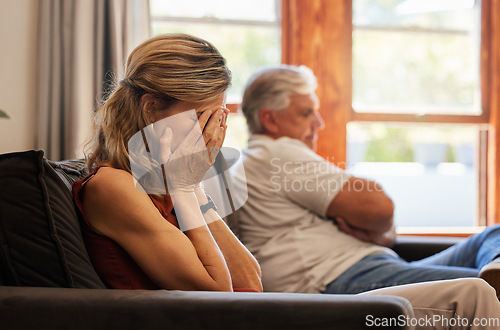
[[347, 122, 481, 229], [350, 0, 485, 230], [281, 0, 500, 230], [352, 0, 481, 116]]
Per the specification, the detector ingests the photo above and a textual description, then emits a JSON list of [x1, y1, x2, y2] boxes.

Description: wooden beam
[[485, 0, 500, 224], [281, 0, 352, 168]]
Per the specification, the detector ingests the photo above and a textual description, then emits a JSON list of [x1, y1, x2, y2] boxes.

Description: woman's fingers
[[219, 108, 229, 146], [205, 108, 224, 131], [197, 108, 215, 130], [177, 109, 214, 153], [175, 107, 227, 165], [223, 107, 229, 126], [201, 109, 225, 158], [205, 110, 226, 141]]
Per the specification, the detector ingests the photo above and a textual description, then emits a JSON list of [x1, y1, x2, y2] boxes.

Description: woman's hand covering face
[[128, 106, 228, 195]]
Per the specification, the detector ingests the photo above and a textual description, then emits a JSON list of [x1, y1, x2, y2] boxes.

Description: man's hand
[[335, 217, 396, 248]]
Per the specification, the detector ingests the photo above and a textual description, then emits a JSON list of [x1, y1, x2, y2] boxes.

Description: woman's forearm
[[193, 187, 262, 291], [171, 192, 232, 291], [206, 213, 263, 292]]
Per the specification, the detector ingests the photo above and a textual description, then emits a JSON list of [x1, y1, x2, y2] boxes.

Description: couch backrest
[[202, 147, 247, 239], [0, 150, 105, 288]]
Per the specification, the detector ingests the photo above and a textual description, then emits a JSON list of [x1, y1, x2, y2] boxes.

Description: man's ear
[[259, 108, 279, 135]]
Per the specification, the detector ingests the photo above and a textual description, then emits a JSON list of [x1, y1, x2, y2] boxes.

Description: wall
[[0, 0, 37, 154]]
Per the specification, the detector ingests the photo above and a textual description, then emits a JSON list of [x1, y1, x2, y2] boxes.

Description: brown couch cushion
[[0, 150, 105, 288]]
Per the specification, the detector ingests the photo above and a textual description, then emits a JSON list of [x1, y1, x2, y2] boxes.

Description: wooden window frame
[[281, 0, 500, 231]]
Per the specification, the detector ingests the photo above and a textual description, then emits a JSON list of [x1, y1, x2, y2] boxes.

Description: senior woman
[[73, 34, 262, 292]]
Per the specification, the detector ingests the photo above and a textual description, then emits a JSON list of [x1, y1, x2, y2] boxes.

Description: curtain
[[35, 0, 150, 161]]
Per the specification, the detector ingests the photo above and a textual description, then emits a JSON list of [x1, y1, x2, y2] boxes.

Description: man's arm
[[335, 217, 397, 247], [327, 176, 395, 243]]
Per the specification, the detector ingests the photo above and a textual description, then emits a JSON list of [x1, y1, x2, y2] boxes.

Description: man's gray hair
[[240, 65, 317, 134]]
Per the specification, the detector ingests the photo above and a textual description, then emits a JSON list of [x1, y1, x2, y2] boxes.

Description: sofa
[[0, 150, 462, 329]]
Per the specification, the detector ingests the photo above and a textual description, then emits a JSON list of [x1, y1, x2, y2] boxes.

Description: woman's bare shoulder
[[85, 167, 137, 196], [82, 167, 166, 236], [82, 167, 151, 217]]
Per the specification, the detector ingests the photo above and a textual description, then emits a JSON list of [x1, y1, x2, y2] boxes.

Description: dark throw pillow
[[0, 150, 105, 288]]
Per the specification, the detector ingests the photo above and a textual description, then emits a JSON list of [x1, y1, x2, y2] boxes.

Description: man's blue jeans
[[323, 225, 500, 294]]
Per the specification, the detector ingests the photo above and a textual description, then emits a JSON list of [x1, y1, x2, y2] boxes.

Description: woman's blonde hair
[[85, 33, 231, 172]]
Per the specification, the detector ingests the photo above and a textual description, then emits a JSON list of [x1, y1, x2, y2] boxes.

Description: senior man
[[230, 64, 500, 298]]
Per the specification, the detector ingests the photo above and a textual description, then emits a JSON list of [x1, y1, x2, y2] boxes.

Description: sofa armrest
[[393, 235, 465, 262], [0, 286, 413, 330]]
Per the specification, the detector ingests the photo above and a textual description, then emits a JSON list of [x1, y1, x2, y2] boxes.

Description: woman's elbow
[[250, 273, 264, 292], [239, 266, 264, 292], [243, 277, 264, 293]]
